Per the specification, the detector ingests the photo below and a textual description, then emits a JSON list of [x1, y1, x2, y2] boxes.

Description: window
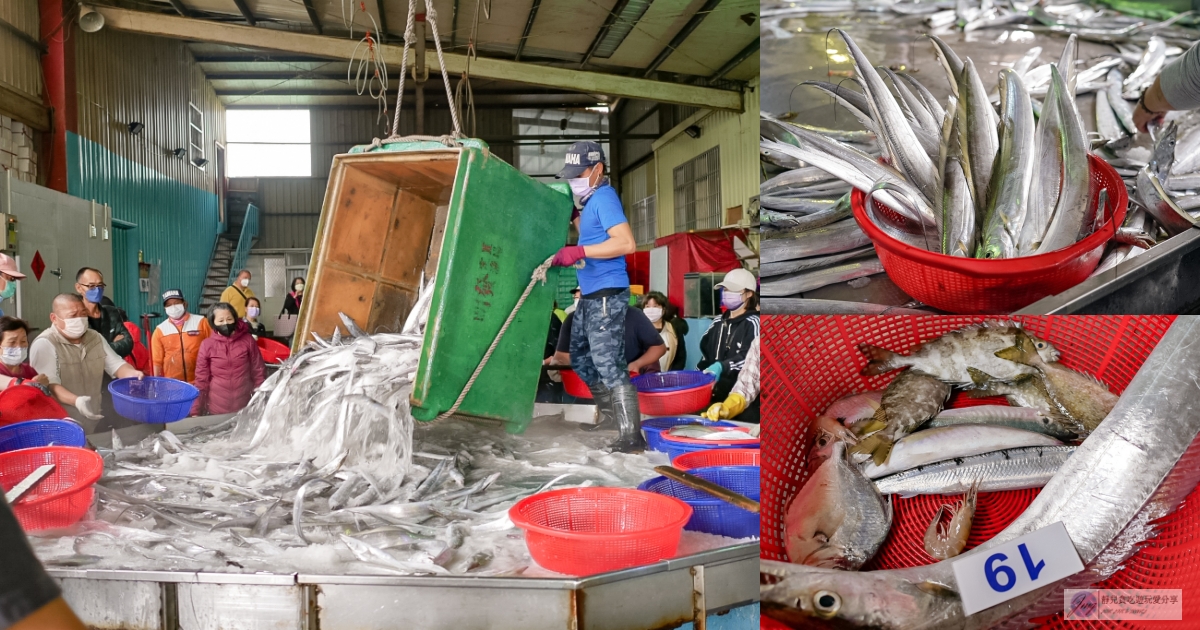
[[631, 195, 656, 246], [189, 103, 205, 170], [227, 110, 311, 177], [263, 252, 311, 297], [673, 147, 721, 232]]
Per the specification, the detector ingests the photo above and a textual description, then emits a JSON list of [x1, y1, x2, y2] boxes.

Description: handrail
[[227, 204, 259, 285]]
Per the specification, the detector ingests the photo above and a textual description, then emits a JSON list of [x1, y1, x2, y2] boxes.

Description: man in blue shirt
[[550, 141, 643, 452]]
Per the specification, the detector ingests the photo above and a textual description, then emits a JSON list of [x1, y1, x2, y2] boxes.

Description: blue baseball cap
[[556, 141, 606, 179], [161, 289, 185, 304]]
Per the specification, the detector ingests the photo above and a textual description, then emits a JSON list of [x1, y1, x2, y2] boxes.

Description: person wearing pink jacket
[[192, 302, 264, 416]]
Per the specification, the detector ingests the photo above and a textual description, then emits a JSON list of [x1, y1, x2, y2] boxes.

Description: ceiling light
[[127, 122, 144, 135], [684, 125, 701, 139], [172, 148, 187, 159], [193, 157, 209, 168]]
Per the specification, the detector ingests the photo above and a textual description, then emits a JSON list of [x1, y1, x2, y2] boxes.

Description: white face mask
[[568, 177, 594, 199], [2, 347, 26, 365], [166, 304, 186, 320], [240, 278, 250, 288], [61, 317, 88, 339], [643, 307, 663, 323]]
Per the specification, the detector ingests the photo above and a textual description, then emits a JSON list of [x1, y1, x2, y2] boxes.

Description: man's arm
[[582, 223, 636, 260], [629, 344, 666, 374], [100, 337, 142, 380]]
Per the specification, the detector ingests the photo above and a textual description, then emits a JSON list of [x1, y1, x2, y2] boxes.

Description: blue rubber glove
[[703, 362, 723, 379]]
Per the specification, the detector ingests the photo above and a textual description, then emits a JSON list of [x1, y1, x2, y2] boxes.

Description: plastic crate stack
[[0, 115, 37, 183]]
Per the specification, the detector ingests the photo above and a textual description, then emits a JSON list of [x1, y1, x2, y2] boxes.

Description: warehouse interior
[[0, 0, 759, 333]]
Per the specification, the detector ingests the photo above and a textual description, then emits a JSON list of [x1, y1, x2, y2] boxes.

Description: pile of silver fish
[[26, 280, 672, 577], [784, 321, 1120, 573], [763, 30, 1108, 273], [765, 317, 1200, 629]]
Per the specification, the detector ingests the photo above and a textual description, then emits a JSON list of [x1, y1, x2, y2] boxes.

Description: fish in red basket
[[785, 441, 892, 571], [858, 321, 1059, 387], [995, 330, 1119, 433], [851, 370, 950, 466]]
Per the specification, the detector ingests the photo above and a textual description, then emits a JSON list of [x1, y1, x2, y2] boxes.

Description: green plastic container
[[295, 138, 572, 432]]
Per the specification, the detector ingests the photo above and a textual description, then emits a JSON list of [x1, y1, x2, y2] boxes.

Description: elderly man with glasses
[[74, 267, 133, 359]]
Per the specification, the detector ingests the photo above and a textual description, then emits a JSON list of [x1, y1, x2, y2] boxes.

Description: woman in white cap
[[0, 253, 26, 318], [697, 267, 760, 423]]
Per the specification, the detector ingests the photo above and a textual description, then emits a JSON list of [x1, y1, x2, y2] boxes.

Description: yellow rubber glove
[[702, 402, 724, 421], [720, 393, 748, 419]]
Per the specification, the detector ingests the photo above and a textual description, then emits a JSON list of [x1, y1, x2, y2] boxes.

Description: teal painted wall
[[67, 132, 220, 324]]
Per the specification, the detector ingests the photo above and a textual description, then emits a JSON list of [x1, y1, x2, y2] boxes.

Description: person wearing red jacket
[[191, 303, 265, 416], [122, 321, 152, 374]]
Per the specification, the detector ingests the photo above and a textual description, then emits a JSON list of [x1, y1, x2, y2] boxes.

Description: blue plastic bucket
[[108, 377, 199, 423], [0, 419, 86, 452], [638, 465, 760, 538]]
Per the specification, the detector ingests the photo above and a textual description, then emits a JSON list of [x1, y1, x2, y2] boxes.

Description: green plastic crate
[[296, 138, 572, 432]]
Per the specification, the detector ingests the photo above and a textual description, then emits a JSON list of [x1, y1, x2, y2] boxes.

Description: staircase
[[199, 201, 259, 312], [199, 234, 238, 312]]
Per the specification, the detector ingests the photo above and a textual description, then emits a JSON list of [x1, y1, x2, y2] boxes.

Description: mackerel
[[979, 69, 1035, 259]]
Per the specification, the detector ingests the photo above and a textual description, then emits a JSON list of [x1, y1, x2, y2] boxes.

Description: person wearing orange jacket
[[150, 289, 211, 383]]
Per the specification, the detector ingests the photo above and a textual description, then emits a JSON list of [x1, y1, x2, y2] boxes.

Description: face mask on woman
[[295, 282, 304, 293], [1, 347, 26, 366], [643, 306, 663, 323], [246, 307, 260, 319], [0, 281, 16, 300], [721, 290, 746, 311], [215, 323, 236, 337]]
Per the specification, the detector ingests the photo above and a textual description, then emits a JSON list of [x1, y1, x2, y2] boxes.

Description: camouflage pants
[[569, 289, 631, 390]]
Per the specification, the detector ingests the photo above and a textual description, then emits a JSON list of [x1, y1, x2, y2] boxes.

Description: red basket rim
[[851, 155, 1127, 279], [660, 431, 759, 446], [509, 487, 693, 541], [0, 446, 103, 507], [671, 448, 761, 468], [638, 382, 713, 398]]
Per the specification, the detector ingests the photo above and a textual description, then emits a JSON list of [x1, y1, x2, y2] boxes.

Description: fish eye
[[817, 435, 829, 448], [1036, 341, 1046, 349], [813, 590, 841, 618]]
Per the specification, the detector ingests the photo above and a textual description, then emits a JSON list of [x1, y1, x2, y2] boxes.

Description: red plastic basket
[[0, 446, 103, 531], [761, 315, 1189, 628], [509, 487, 692, 575], [0, 385, 69, 428], [672, 448, 761, 470], [257, 337, 291, 364], [639, 382, 715, 416], [560, 369, 592, 399], [851, 155, 1127, 314]]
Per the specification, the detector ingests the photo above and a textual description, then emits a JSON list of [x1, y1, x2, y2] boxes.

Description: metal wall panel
[[653, 81, 757, 237], [0, 0, 41, 104], [68, 30, 225, 323], [74, 29, 226, 195]]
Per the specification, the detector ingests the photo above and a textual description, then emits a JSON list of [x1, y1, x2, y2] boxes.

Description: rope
[[423, 0, 463, 137], [390, 0, 418, 137], [432, 255, 554, 423]]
